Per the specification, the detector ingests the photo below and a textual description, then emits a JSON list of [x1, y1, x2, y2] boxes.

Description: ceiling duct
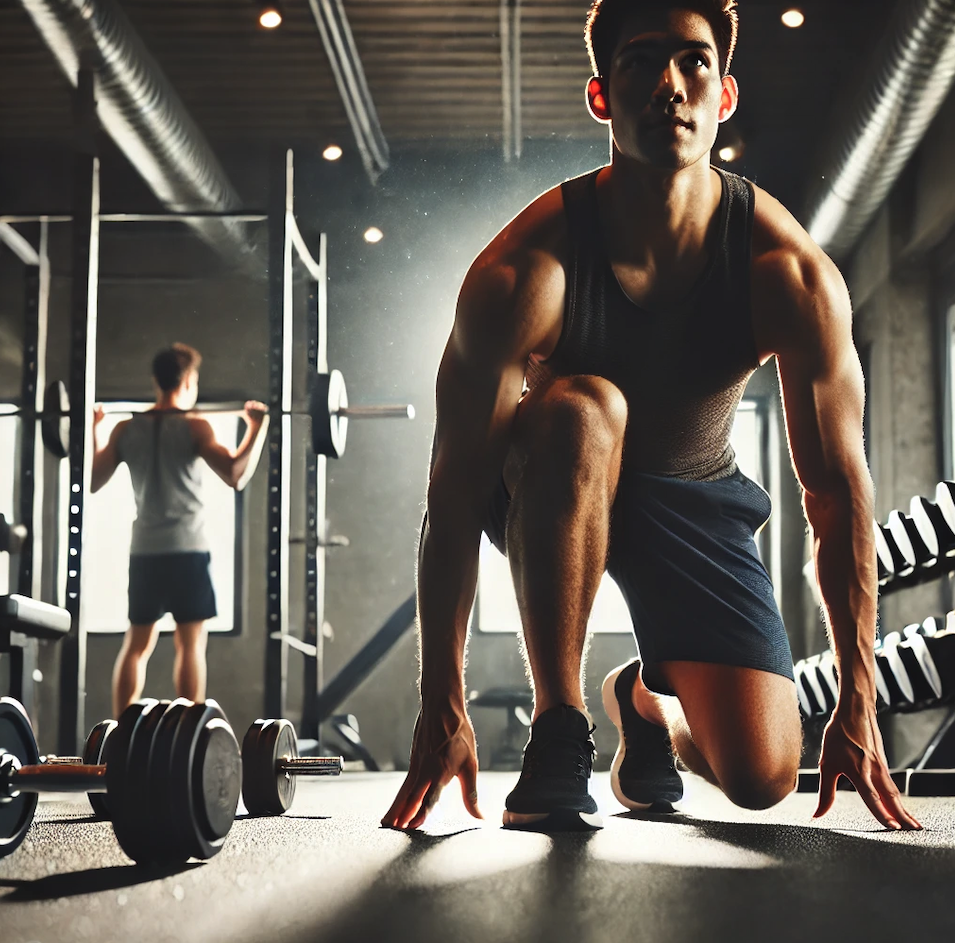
[[18, 0, 254, 264], [805, 0, 955, 259], [307, 0, 390, 183]]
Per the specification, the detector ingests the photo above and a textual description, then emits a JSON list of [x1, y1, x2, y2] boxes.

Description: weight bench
[[1, 594, 71, 702]]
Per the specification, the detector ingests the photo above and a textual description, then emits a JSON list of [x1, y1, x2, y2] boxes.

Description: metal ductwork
[[805, 0, 955, 260], [18, 0, 254, 264]]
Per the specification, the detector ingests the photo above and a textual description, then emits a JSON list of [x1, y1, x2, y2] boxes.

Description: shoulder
[[186, 416, 215, 444], [110, 418, 132, 441], [749, 183, 852, 358], [457, 183, 568, 346]]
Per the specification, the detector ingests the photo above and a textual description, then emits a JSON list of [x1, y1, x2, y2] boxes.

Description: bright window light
[[323, 144, 343, 162], [364, 226, 384, 244], [84, 411, 239, 633], [781, 9, 805, 28], [0, 414, 16, 596], [476, 399, 770, 634], [259, 7, 282, 29]]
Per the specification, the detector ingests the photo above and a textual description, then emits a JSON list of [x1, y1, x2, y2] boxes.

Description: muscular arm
[[382, 208, 566, 829], [760, 224, 919, 829], [91, 417, 129, 493], [191, 405, 269, 491]]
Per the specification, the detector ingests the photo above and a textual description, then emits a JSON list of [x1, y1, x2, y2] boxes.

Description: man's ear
[[718, 75, 739, 123], [586, 76, 611, 123]]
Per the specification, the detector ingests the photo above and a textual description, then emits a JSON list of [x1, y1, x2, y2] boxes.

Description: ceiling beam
[[307, 0, 390, 183], [500, 0, 522, 161]]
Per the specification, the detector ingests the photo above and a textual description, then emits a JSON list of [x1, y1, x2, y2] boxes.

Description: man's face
[[603, 8, 737, 169]]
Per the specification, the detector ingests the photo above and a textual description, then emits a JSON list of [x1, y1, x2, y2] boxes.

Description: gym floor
[[2, 772, 953, 943]]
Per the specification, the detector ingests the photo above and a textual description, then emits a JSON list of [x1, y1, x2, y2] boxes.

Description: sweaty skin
[[382, 7, 920, 832]]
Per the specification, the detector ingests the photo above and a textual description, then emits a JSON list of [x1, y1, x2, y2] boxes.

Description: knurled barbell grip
[[6, 762, 107, 794], [276, 756, 344, 776]]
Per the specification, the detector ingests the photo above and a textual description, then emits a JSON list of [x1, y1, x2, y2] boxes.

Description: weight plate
[[0, 698, 39, 859], [309, 370, 348, 458], [107, 700, 160, 864], [168, 701, 240, 861], [40, 380, 70, 460], [144, 700, 193, 863], [83, 720, 117, 820], [242, 719, 297, 816]]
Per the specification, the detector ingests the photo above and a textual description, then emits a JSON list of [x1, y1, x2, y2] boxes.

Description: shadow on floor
[[0, 861, 203, 902]]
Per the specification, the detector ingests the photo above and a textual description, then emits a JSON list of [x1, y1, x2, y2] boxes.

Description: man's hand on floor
[[381, 705, 482, 830], [813, 703, 922, 831]]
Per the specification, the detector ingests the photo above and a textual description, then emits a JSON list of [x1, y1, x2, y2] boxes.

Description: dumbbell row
[[794, 614, 955, 718], [874, 481, 955, 592]]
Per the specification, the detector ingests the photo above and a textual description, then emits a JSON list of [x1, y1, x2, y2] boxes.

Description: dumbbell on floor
[[241, 719, 343, 816], [0, 697, 240, 863]]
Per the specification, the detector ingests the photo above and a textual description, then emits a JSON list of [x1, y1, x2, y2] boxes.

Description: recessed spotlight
[[258, 4, 283, 29], [364, 227, 384, 244], [718, 145, 739, 162], [781, 9, 805, 28], [323, 144, 343, 161]]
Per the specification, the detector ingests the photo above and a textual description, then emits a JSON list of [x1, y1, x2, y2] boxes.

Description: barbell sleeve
[[336, 405, 414, 420]]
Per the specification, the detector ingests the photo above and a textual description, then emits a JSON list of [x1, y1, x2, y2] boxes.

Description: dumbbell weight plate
[[242, 719, 298, 816], [107, 699, 166, 863], [83, 719, 117, 820], [0, 698, 40, 858], [40, 380, 70, 460], [167, 701, 241, 861], [887, 510, 936, 568], [144, 699, 195, 863]]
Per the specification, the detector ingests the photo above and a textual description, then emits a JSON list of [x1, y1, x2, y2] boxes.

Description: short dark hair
[[586, 0, 739, 78], [152, 343, 202, 392]]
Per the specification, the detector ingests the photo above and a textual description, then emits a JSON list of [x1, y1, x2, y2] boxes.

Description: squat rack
[[2, 69, 336, 752]]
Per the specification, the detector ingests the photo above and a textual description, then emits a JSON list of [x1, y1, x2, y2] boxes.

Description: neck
[[155, 388, 190, 410], [601, 150, 717, 253]]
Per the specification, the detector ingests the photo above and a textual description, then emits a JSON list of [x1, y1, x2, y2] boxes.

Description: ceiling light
[[323, 144, 343, 161], [718, 145, 739, 163], [258, 4, 283, 29], [781, 9, 805, 28], [364, 227, 384, 244]]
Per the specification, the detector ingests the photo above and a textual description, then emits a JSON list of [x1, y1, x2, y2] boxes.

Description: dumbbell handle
[[4, 761, 107, 794], [277, 756, 343, 776]]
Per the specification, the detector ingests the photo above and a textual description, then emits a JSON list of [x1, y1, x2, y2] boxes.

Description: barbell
[[5, 372, 414, 460]]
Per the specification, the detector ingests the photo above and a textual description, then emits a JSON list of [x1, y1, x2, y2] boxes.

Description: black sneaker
[[503, 705, 602, 831], [602, 659, 683, 810]]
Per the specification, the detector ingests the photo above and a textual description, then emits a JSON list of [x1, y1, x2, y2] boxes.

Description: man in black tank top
[[91, 343, 268, 716], [383, 0, 919, 833]]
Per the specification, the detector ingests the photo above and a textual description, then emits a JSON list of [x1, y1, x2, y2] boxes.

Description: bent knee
[[720, 758, 799, 810], [539, 375, 628, 450]]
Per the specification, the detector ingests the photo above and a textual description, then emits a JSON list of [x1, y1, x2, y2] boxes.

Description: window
[[83, 410, 241, 633], [475, 398, 773, 634], [0, 414, 17, 596]]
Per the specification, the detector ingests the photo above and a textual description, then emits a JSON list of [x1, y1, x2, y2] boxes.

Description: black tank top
[[527, 166, 759, 481]]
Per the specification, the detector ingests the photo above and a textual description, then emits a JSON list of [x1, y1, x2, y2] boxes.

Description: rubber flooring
[[2, 771, 954, 943]]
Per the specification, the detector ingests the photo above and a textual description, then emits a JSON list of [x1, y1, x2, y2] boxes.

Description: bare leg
[[173, 621, 208, 701], [631, 661, 802, 809], [112, 623, 160, 716], [504, 375, 628, 720]]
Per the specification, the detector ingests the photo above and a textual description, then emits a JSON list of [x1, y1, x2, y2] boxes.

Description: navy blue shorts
[[128, 552, 218, 625], [484, 467, 794, 695]]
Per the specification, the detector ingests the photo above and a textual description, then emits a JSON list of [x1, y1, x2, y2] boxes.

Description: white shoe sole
[[601, 662, 655, 812], [502, 809, 603, 830]]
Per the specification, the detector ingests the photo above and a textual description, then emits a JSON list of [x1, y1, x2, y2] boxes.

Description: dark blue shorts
[[484, 467, 794, 695], [128, 552, 218, 625]]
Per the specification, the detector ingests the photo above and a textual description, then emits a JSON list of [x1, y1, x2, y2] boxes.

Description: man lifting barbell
[[91, 343, 269, 717], [383, 0, 920, 832]]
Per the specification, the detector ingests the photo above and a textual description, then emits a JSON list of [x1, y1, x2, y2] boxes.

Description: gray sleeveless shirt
[[527, 166, 759, 481], [117, 413, 209, 555]]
